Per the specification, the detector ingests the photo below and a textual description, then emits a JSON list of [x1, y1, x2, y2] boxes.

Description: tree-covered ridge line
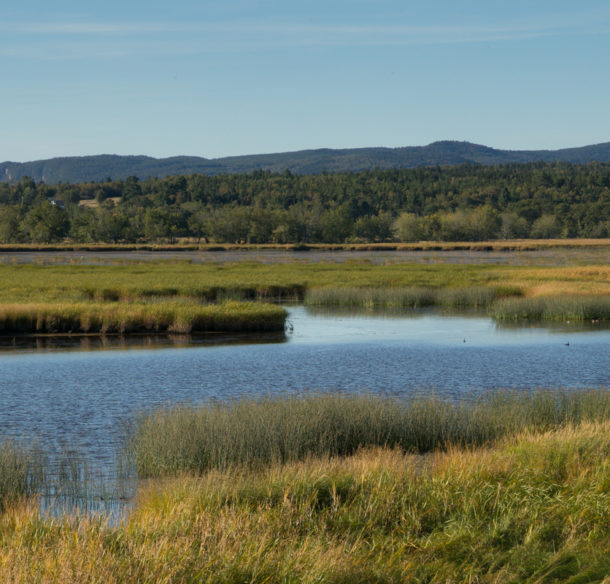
[[0, 162, 608, 243], [4, 140, 610, 183]]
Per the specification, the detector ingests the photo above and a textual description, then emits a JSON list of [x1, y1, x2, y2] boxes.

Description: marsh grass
[[0, 301, 286, 334], [305, 285, 522, 310], [0, 442, 131, 519], [305, 285, 610, 321], [127, 389, 610, 478], [492, 295, 610, 321], [1, 421, 609, 582], [0, 262, 606, 305], [0, 441, 45, 511]]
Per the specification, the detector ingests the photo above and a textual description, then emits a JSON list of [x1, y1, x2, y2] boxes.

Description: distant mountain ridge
[[3, 140, 610, 184]]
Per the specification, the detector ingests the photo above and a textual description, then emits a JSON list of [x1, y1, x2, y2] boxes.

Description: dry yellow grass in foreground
[[0, 421, 608, 583]]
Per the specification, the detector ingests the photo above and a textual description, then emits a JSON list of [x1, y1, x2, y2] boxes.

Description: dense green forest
[[0, 162, 608, 243]]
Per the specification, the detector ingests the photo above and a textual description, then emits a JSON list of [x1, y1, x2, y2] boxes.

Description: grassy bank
[[128, 390, 610, 477], [0, 301, 286, 334], [1, 420, 608, 582]]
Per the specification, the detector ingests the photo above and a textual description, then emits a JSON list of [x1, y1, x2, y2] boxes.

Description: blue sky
[[2, 0, 610, 161]]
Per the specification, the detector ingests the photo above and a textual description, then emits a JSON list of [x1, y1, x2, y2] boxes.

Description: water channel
[[1, 306, 608, 473]]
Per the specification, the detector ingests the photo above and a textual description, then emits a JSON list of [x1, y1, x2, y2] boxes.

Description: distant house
[[49, 199, 66, 209]]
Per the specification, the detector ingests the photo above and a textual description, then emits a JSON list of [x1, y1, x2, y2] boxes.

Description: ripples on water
[[1, 306, 608, 513]]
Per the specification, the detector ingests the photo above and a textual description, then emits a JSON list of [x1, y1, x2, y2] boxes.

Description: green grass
[[127, 390, 610, 478]]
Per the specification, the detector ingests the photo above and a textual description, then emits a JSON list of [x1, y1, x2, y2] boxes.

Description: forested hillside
[[4, 141, 610, 184], [0, 162, 608, 243]]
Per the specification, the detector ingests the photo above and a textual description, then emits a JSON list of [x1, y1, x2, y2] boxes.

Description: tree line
[[0, 162, 608, 243]]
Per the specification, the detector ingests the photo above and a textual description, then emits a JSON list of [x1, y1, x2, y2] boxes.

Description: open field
[[0, 390, 608, 583]]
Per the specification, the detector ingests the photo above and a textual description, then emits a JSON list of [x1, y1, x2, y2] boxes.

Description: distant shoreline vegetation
[[0, 162, 608, 244]]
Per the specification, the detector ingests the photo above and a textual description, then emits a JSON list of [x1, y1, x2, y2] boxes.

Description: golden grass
[[0, 301, 286, 334], [0, 421, 608, 582], [507, 265, 610, 297]]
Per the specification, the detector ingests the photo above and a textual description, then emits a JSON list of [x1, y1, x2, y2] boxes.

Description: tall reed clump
[[0, 301, 286, 334], [127, 389, 610, 478], [0, 441, 45, 510], [305, 285, 521, 310], [492, 295, 610, 322]]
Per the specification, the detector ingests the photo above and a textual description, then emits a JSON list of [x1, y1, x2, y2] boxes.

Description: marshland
[[0, 253, 608, 334], [0, 391, 609, 582], [0, 245, 608, 582]]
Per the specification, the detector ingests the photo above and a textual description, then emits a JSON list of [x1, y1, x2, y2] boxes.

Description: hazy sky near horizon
[[3, 0, 610, 162]]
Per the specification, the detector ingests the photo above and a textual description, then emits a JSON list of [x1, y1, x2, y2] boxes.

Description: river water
[[0, 307, 608, 472]]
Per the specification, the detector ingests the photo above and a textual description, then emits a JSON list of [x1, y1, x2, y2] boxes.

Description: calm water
[[0, 307, 608, 471]]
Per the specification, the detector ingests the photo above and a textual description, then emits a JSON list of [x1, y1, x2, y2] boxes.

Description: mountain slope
[[3, 141, 610, 183]]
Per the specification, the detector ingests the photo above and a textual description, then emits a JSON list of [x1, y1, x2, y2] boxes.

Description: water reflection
[[494, 319, 609, 334], [287, 306, 610, 347], [0, 331, 287, 354], [305, 305, 610, 335], [1, 307, 606, 356]]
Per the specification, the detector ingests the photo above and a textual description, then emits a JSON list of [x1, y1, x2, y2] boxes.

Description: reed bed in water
[[304, 285, 521, 309], [3, 421, 609, 582], [0, 441, 45, 511], [127, 389, 610, 477], [492, 295, 610, 322], [0, 301, 286, 334], [306, 286, 610, 321]]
